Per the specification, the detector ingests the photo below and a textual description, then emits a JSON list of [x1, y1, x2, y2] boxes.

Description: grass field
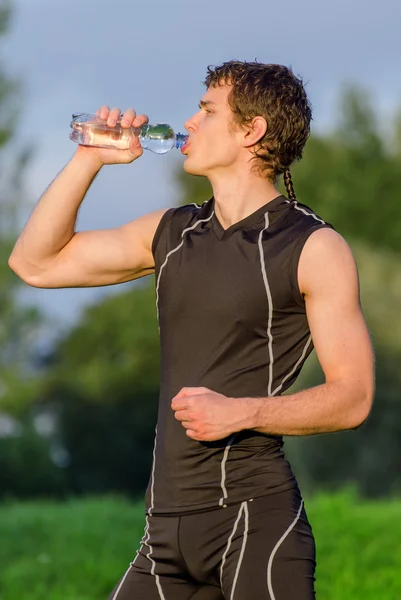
[[0, 490, 400, 599]]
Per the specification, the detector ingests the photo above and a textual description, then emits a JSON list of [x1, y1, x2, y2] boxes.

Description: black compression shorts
[[108, 488, 316, 600]]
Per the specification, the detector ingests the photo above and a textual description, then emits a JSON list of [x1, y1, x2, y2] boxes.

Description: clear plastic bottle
[[69, 113, 188, 154]]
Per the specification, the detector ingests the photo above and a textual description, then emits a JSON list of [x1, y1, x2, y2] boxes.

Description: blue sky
[[3, 0, 401, 328]]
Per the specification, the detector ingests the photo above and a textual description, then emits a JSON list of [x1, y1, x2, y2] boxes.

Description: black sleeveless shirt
[[146, 195, 332, 515]]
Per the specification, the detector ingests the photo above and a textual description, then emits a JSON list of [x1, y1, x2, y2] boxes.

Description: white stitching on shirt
[[151, 210, 214, 514], [285, 199, 325, 224], [155, 213, 215, 322], [219, 434, 237, 506], [271, 335, 312, 397], [258, 213, 275, 395]]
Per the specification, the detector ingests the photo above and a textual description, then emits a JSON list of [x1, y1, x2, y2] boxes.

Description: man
[[9, 61, 374, 599]]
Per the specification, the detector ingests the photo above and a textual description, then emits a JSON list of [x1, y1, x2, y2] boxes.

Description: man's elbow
[[8, 255, 46, 288], [349, 386, 374, 430], [8, 254, 27, 281]]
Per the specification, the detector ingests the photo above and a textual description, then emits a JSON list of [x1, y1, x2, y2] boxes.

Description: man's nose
[[184, 114, 198, 133]]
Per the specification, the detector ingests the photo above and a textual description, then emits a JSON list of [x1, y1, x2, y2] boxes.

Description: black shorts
[[108, 488, 316, 600]]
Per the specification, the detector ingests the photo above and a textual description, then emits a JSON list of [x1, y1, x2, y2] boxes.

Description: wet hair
[[204, 60, 312, 200]]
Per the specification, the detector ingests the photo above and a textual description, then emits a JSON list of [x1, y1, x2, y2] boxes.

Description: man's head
[[183, 60, 311, 197]]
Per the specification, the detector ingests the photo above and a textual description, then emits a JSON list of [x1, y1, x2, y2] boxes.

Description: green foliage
[[0, 1, 12, 37], [0, 0, 42, 417], [41, 283, 160, 496], [0, 238, 42, 415], [0, 493, 400, 599], [291, 86, 401, 254], [176, 168, 212, 206], [0, 418, 66, 498], [0, 1, 22, 156], [0, 0, 49, 498], [47, 282, 160, 400]]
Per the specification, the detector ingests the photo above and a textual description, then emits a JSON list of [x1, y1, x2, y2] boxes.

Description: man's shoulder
[[165, 197, 214, 232], [284, 199, 328, 229], [152, 198, 214, 258], [276, 199, 336, 250], [172, 197, 214, 221]]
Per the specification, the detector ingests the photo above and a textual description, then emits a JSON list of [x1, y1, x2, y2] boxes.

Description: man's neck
[[209, 173, 280, 230]]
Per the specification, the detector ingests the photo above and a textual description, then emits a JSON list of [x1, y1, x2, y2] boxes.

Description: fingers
[[123, 111, 148, 129], [171, 397, 189, 411], [95, 105, 122, 126], [174, 409, 189, 422], [181, 422, 193, 430], [120, 108, 136, 127], [95, 105, 124, 126], [171, 387, 213, 412], [174, 410, 196, 436], [96, 105, 109, 119], [95, 106, 149, 129], [107, 107, 123, 128], [132, 113, 149, 128]]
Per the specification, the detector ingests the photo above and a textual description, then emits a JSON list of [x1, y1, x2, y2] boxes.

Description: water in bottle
[[69, 113, 188, 154]]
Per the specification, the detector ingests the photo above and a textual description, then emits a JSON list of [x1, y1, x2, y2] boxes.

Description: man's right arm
[[9, 106, 168, 289]]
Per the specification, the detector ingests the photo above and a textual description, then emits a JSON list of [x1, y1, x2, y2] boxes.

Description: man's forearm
[[241, 380, 372, 436], [9, 152, 101, 273]]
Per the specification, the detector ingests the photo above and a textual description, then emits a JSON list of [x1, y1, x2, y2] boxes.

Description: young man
[[9, 61, 374, 599]]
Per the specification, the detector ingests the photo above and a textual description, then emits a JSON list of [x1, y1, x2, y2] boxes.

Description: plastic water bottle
[[69, 113, 188, 154]]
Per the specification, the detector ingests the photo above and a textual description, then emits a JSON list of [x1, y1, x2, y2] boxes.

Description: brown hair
[[204, 61, 312, 200]]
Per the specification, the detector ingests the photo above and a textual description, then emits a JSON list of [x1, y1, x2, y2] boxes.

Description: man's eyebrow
[[198, 100, 216, 108]]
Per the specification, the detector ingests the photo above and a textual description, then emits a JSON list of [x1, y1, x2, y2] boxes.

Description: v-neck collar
[[211, 195, 288, 240]]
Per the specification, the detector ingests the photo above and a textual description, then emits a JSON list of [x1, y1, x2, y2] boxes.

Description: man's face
[[182, 84, 244, 178]]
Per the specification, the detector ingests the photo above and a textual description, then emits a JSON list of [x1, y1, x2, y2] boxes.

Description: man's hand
[[171, 387, 252, 442], [76, 105, 149, 169]]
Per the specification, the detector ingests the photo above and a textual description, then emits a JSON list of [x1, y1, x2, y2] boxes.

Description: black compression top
[[146, 194, 333, 515]]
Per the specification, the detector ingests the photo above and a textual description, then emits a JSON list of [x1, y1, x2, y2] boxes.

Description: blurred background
[[0, 0, 401, 598]]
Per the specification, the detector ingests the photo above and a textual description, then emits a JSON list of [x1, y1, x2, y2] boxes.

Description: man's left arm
[[172, 228, 375, 441], [249, 227, 374, 436]]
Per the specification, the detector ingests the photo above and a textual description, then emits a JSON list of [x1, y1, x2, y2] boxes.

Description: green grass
[[0, 491, 400, 599], [308, 490, 401, 599], [0, 496, 145, 600]]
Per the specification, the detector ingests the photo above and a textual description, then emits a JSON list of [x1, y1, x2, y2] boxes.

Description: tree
[[41, 283, 160, 496], [0, 0, 62, 499], [0, 0, 42, 416], [291, 86, 401, 254]]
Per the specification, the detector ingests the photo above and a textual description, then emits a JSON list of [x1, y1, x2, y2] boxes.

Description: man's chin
[[183, 160, 207, 177]]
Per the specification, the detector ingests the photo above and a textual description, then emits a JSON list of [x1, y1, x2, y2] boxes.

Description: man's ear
[[242, 116, 267, 148]]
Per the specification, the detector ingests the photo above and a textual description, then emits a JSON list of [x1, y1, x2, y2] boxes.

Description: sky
[[2, 0, 401, 330]]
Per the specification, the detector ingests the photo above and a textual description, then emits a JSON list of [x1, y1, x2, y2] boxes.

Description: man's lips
[[181, 140, 190, 154]]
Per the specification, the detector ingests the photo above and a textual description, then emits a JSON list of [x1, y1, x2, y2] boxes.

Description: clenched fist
[[171, 387, 254, 442]]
